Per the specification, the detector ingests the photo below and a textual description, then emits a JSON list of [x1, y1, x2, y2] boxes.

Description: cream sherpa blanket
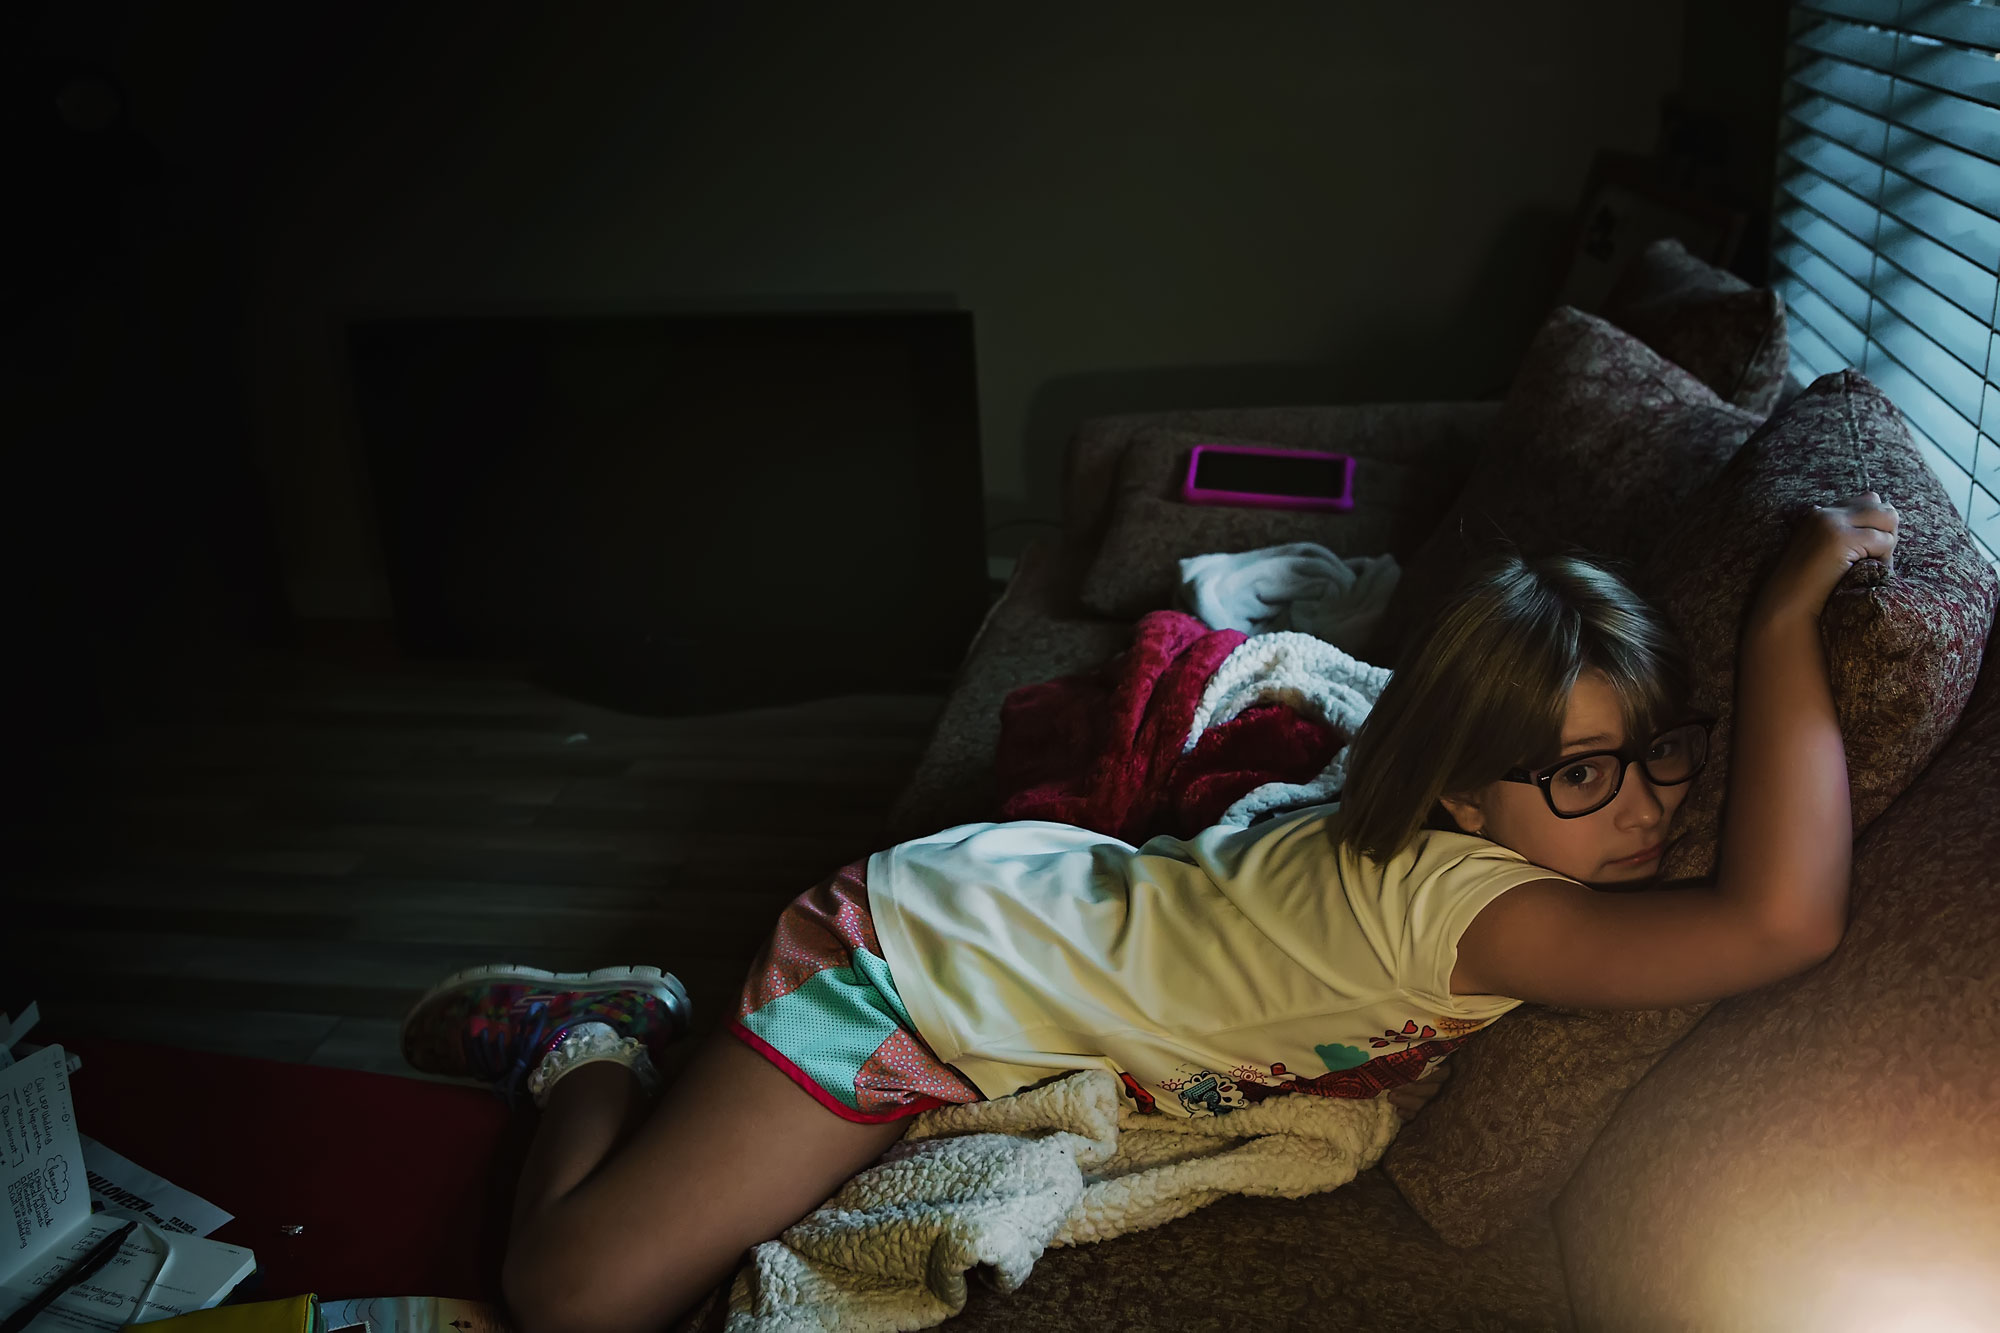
[[724, 1069, 1399, 1333], [1189, 630, 1393, 828]]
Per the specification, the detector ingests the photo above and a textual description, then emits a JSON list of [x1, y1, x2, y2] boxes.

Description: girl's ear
[[1437, 790, 1486, 836]]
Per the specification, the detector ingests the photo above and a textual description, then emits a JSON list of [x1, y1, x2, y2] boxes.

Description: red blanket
[[996, 611, 1342, 843]]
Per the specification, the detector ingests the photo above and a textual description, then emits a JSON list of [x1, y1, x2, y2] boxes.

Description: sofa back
[[1551, 618, 2000, 1329]]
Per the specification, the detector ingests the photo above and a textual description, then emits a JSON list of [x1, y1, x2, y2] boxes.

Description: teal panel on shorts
[[739, 946, 910, 1112], [848, 945, 918, 1031]]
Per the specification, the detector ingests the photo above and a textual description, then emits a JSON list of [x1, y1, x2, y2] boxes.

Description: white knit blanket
[[1185, 631, 1392, 828], [725, 1069, 1398, 1333]]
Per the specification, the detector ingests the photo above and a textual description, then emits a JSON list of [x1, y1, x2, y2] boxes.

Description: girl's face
[[1439, 669, 1688, 886]]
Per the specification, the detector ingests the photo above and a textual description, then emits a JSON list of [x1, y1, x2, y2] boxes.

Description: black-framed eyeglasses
[[1500, 719, 1715, 819]]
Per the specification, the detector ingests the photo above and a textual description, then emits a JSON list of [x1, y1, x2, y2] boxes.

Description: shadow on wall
[[1001, 206, 1573, 543]]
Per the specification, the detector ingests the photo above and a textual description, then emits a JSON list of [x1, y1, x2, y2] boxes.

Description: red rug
[[55, 1034, 522, 1301]]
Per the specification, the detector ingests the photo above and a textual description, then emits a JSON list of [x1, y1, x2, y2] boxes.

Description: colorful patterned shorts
[[730, 861, 983, 1123]]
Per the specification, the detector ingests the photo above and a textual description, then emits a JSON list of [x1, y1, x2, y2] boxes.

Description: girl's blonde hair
[[1327, 550, 1693, 862]]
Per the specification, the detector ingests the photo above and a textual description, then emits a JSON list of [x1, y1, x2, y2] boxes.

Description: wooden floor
[[5, 660, 944, 1085]]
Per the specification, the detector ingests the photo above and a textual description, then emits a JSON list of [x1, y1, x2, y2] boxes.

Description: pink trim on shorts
[[728, 1020, 948, 1124]]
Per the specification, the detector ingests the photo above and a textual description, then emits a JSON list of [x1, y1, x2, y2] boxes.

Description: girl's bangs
[[1596, 637, 1690, 751]]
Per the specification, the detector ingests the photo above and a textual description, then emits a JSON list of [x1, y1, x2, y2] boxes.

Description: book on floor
[[318, 1297, 513, 1333]]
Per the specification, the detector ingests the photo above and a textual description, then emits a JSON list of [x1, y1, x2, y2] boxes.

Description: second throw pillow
[[1379, 307, 1761, 666]]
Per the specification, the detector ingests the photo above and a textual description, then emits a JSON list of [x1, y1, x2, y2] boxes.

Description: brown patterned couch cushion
[[941, 1170, 1573, 1332], [682, 1168, 1573, 1332], [1077, 427, 1441, 623], [1383, 368, 1999, 1248], [1553, 629, 2000, 1329], [1603, 237, 1791, 416], [1379, 307, 1761, 666], [888, 541, 1133, 842]]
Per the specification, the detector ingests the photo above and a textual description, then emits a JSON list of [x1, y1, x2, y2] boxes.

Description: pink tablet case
[[1180, 443, 1356, 511]]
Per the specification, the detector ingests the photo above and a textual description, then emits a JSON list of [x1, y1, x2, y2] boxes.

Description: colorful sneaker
[[401, 963, 691, 1106]]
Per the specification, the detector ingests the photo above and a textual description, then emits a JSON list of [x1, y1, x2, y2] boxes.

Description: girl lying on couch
[[401, 492, 1897, 1333]]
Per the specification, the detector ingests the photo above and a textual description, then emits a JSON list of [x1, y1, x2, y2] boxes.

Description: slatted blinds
[[1774, 0, 2000, 564]]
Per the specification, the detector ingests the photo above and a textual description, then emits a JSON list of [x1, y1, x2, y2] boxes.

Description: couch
[[870, 370, 2000, 1324]]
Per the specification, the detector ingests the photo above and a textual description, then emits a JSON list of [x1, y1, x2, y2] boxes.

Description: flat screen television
[[348, 311, 987, 713]]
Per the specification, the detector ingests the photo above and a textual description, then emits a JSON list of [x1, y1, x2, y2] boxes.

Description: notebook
[[0, 1045, 257, 1331]]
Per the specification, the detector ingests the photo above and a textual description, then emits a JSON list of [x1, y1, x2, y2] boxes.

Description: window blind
[[1774, 0, 2000, 565]]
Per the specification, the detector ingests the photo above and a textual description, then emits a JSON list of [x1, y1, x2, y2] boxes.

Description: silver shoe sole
[[400, 962, 693, 1049]]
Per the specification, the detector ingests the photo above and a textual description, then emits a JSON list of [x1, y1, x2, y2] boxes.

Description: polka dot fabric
[[731, 861, 982, 1122]]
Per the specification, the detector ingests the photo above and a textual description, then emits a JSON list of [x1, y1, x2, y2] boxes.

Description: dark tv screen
[[348, 311, 987, 713]]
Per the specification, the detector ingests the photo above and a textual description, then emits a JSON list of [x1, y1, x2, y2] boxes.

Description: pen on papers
[[0, 1220, 140, 1333]]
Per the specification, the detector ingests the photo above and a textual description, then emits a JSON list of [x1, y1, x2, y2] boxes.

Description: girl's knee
[[504, 1241, 654, 1333], [504, 1232, 708, 1328], [501, 1247, 571, 1333]]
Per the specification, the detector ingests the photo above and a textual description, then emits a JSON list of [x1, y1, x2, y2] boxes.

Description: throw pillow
[[1379, 306, 1761, 665], [1603, 237, 1791, 416], [1642, 368, 1997, 866], [1383, 368, 1999, 1248], [1078, 428, 1435, 622]]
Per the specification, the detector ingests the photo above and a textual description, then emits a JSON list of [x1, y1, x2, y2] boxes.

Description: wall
[[7, 0, 300, 758], [239, 1, 1687, 619]]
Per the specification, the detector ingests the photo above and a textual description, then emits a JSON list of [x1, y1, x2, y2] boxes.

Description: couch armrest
[[1061, 400, 1504, 560]]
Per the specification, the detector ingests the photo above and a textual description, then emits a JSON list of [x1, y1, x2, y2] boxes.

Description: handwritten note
[[0, 1216, 258, 1331], [0, 1216, 166, 1332], [0, 1046, 87, 1285]]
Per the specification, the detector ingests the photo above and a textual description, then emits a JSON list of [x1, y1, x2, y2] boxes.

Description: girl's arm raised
[[1452, 493, 1900, 1010]]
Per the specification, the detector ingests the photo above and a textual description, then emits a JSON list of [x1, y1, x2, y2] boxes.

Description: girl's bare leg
[[502, 1031, 909, 1333], [509, 1062, 649, 1224]]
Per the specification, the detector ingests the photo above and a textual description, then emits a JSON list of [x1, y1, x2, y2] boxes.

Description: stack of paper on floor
[[80, 1137, 233, 1240], [0, 1044, 256, 1331]]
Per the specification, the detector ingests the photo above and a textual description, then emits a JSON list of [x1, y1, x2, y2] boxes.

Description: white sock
[[527, 1020, 663, 1108]]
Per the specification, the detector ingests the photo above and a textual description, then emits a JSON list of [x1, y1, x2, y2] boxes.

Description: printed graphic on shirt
[[1315, 1042, 1370, 1071], [1117, 1071, 1158, 1114], [1370, 1018, 1443, 1052], [1124, 1015, 1495, 1115], [1154, 1065, 1251, 1117]]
